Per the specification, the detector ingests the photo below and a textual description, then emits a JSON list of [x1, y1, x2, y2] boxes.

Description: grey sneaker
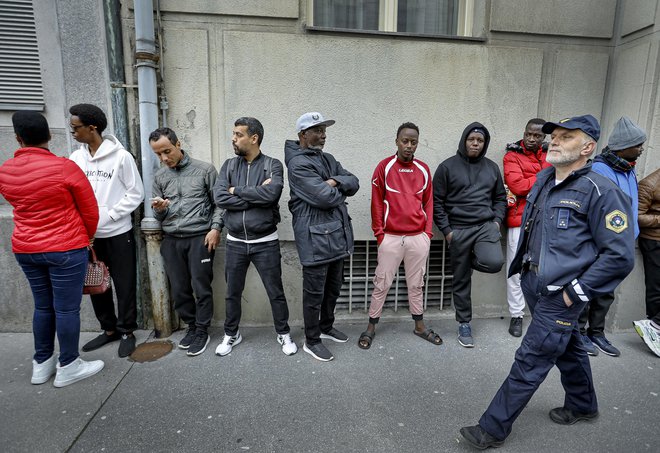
[[303, 342, 334, 361], [458, 323, 474, 348], [320, 328, 349, 343]]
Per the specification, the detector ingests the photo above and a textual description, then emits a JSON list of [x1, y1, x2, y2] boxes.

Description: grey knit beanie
[[608, 116, 647, 151]]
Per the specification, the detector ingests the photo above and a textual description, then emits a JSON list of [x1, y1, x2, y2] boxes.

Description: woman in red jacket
[[0, 111, 104, 387]]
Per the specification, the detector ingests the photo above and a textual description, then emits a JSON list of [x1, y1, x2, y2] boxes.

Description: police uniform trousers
[[478, 269, 597, 441]]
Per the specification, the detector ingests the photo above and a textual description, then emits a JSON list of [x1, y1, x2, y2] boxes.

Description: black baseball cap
[[542, 114, 600, 142]]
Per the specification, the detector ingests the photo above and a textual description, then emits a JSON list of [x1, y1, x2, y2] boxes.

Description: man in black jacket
[[213, 117, 297, 357], [433, 122, 506, 347], [284, 112, 359, 362]]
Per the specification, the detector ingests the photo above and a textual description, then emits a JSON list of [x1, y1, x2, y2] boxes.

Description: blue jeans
[[16, 247, 88, 366], [224, 239, 290, 335]]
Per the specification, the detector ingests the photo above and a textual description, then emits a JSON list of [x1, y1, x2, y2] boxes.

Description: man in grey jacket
[[150, 127, 221, 357], [284, 112, 359, 361], [213, 117, 296, 357]]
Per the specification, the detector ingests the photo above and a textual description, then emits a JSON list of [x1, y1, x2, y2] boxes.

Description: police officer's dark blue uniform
[[460, 115, 635, 449]]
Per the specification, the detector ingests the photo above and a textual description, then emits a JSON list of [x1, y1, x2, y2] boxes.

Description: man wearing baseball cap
[[460, 115, 635, 449], [284, 112, 359, 361]]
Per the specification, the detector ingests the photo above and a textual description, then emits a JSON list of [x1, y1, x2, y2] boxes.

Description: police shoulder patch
[[605, 210, 628, 233]]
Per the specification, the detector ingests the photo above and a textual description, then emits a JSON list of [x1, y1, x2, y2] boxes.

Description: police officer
[[459, 115, 635, 449]]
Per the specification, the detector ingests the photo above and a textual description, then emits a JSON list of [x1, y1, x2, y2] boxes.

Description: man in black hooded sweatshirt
[[433, 122, 507, 347]]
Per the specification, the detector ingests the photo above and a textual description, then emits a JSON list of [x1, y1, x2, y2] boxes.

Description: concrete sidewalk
[[1, 318, 658, 453]]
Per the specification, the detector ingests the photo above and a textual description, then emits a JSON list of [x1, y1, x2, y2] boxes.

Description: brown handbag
[[83, 246, 111, 295]]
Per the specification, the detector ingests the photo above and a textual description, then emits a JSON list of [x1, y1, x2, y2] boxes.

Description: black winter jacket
[[284, 140, 359, 267], [213, 152, 282, 241], [432, 122, 507, 236]]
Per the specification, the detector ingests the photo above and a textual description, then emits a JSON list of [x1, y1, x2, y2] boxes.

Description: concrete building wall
[[3, 0, 660, 333]]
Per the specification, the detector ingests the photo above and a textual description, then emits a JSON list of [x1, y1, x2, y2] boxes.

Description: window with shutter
[[0, 0, 45, 111]]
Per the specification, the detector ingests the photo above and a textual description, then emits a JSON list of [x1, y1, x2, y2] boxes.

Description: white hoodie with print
[[70, 134, 144, 238]]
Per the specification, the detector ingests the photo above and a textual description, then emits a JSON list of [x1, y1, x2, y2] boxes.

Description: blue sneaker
[[458, 323, 474, 348], [589, 335, 620, 357], [581, 334, 599, 356]]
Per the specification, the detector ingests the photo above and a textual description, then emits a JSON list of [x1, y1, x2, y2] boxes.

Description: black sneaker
[[549, 407, 598, 425], [508, 317, 523, 337], [187, 331, 210, 356], [303, 342, 334, 361], [118, 334, 136, 358], [178, 326, 197, 350], [589, 335, 621, 357], [580, 334, 599, 356], [82, 331, 121, 352], [460, 425, 504, 449], [320, 328, 349, 343]]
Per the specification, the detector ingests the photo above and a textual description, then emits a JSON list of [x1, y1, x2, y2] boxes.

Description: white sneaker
[[277, 333, 298, 356], [215, 332, 242, 356], [633, 320, 660, 358], [53, 357, 104, 388], [31, 354, 57, 385]]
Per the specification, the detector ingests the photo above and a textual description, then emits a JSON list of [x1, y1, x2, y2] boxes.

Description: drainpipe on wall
[[134, 0, 172, 338]]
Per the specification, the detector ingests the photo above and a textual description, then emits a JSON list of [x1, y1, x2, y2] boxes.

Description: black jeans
[[578, 292, 615, 336], [640, 237, 660, 324], [224, 239, 290, 336], [90, 230, 138, 333], [160, 234, 215, 330], [302, 259, 344, 345], [449, 222, 504, 323]]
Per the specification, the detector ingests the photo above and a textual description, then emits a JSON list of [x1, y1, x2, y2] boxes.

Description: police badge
[[605, 210, 628, 233]]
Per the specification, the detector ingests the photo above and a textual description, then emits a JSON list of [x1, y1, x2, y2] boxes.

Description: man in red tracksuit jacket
[[358, 122, 440, 349]]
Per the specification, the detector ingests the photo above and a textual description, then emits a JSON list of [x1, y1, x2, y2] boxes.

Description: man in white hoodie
[[69, 104, 144, 358]]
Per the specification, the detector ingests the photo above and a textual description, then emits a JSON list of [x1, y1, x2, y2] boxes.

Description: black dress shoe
[[460, 425, 504, 450], [549, 407, 598, 425], [82, 332, 121, 352]]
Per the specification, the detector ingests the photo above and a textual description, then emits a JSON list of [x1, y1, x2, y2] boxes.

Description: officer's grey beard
[[546, 151, 580, 166], [307, 144, 324, 150]]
